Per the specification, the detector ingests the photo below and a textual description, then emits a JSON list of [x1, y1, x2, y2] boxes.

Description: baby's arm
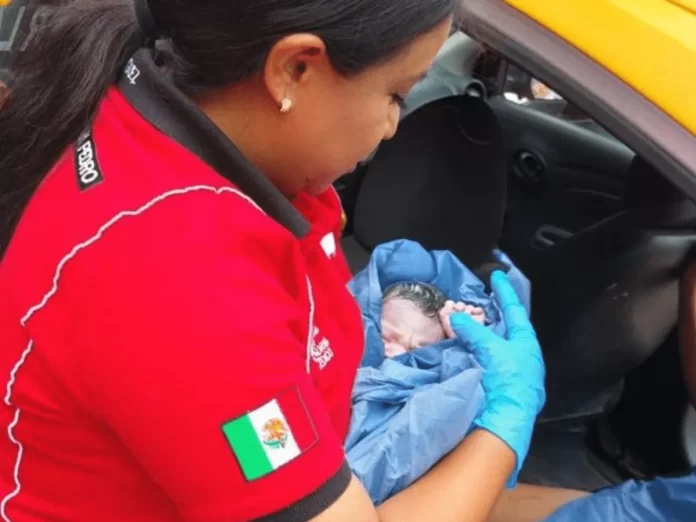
[[440, 300, 486, 338]]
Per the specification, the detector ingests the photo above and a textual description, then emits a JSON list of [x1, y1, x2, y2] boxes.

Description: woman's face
[[199, 18, 452, 198], [268, 18, 453, 196]]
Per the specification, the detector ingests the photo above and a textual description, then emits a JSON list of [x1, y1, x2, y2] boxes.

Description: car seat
[[683, 405, 696, 466], [530, 156, 696, 422], [340, 94, 507, 281]]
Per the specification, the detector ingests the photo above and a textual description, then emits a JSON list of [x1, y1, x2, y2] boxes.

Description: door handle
[[514, 150, 546, 185], [531, 225, 572, 251]]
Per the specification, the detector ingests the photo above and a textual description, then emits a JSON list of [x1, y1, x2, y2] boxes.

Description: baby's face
[[380, 297, 447, 357]]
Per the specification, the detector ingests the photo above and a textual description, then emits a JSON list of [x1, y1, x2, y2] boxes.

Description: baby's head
[[381, 282, 448, 357]]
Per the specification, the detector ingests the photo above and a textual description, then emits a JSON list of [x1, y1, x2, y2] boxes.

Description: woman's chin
[[303, 166, 357, 195]]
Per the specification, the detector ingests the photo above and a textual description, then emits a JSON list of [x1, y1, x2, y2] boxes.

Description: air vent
[[464, 80, 487, 100]]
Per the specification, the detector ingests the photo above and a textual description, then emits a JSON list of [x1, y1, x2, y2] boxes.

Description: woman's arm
[[379, 430, 515, 521], [317, 441, 588, 522], [314, 430, 514, 522]]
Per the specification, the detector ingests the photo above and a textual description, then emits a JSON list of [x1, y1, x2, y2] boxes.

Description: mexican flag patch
[[222, 386, 319, 481]]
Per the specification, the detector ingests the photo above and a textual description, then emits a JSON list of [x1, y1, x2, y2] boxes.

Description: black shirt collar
[[117, 49, 310, 239]]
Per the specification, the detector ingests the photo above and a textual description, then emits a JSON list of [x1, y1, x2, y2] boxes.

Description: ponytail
[[0, 0, 141, 259]]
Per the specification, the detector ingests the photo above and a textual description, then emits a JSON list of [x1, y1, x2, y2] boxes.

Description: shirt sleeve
[[61, 196, 351, 522]]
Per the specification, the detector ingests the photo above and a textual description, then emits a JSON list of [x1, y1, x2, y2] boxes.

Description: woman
[[0, 1, 546, 521]]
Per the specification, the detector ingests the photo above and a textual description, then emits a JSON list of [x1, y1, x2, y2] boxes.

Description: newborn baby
[[380, 281, 486, 358]]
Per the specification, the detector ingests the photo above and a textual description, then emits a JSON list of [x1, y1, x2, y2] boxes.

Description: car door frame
[[458, 0, 696, 201]]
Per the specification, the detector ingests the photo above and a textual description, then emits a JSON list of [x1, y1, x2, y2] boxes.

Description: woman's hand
[[449, 270, 546, 486]]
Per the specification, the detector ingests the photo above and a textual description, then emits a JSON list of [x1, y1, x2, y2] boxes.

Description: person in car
[[381, 281, 486, 357], [0, 1, 546, 521]]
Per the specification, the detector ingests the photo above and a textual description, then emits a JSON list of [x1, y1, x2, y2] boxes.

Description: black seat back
[[532, 157, 696, 418], [352, 95, 507, 278]]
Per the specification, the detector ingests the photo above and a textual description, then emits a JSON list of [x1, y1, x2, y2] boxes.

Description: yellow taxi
[[502, 0, 696, 136], [463, 0, 696, 191]]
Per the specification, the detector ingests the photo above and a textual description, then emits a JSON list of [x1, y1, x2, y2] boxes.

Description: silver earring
[[279, 98, 293, 114]]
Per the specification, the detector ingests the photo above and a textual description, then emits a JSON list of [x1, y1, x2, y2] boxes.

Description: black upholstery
[[623, 156, 686, 208], [341, 235, 373, 275], [531, 157, 696, 419], [342, 95, 507, 279]]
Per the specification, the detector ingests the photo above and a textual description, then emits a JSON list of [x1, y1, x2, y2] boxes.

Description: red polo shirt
[[0, 50, 364, 522]]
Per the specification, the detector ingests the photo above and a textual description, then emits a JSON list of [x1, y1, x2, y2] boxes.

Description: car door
[[490, 63, 635, 274]]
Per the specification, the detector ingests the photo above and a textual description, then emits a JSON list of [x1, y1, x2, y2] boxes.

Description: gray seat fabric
[[341, 235, 372, 275], [520, 429, 622, 491], [530, 157, 696, 420], [684, 405, 696, 466]]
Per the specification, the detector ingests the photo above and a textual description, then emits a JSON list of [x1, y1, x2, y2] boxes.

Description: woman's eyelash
[[392, 94, 407, 109]]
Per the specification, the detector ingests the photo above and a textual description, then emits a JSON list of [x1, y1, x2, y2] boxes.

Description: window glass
[[503, 63, 617, 140]]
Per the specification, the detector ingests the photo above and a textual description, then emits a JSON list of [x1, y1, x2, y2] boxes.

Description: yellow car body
[[459, 0, 696, 200], [506, 0, 696, 136]]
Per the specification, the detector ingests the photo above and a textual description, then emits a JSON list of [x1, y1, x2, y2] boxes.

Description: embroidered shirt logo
[[74, 129, 104, 192], [124, 58, 141, 85], [310, 326, 334, 370], [221, 386, 318, 481], [261, 418, 290, 450]]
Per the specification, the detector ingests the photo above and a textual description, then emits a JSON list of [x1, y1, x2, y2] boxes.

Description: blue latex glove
[[450, 270, 546, 487]]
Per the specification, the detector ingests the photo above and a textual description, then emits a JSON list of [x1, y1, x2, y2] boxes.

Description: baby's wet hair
[[383, 282, 448, 319]]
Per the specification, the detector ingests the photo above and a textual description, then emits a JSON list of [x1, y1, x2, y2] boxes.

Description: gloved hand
[[450, 270, 546, 487]]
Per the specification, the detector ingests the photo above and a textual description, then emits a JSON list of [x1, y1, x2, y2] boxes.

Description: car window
[[0, 0, 26, 82], [0, 1, 56, 86], [502, 63, 617, 140]]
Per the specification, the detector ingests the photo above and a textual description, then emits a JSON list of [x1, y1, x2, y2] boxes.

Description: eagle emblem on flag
[[261, 418, 289, 449]]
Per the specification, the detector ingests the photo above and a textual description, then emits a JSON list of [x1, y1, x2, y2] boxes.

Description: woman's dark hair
[[0, 0, 456, 259]]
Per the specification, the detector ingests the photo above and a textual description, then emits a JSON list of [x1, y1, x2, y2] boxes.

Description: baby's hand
[[440, 300, 486, 338]]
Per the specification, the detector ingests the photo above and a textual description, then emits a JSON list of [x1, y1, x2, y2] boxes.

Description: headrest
[[624, 156, 684, 207], [353, 95, 506, 274]]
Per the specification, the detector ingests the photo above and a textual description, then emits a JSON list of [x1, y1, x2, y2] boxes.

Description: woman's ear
[[263, 34, 329, 111]]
